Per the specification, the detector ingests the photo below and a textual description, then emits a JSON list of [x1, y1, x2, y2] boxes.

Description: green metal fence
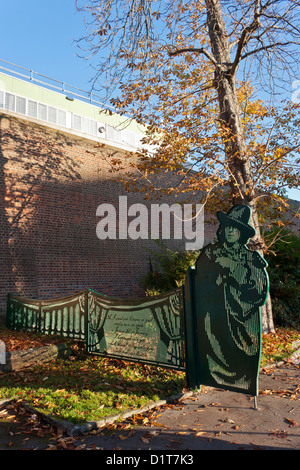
[[6, 291, 87, 340], [5, 205, 269, 400], [87, 288, 185, 369], [6, 288, 186, 370]]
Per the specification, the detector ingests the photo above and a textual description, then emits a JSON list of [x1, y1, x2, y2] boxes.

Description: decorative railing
[[6, 288, 185, 370]]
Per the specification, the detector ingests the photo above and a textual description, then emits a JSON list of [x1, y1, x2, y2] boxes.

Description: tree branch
[[241, 41, 298, 61], [168, 47, 217, 65], [229, 0, 263, 76], [254, 143, 300, 187]]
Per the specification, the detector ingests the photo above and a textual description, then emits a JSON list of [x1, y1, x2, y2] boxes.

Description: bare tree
[[77, 1, 300, 96], [76, 0, 300, 332]]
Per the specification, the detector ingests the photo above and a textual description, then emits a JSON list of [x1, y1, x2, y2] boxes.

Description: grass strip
[[0, 327, 298, 425], [0, 342, 186, 424]]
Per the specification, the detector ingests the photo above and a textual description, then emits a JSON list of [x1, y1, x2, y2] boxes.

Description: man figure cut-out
[[194, 205, 269, 395]]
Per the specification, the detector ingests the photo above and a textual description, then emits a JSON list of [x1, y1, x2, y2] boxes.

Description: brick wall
[[0, 112, 215, 317]]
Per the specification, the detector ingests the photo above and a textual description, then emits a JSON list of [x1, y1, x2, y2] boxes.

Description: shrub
[[265, 229, 300, 327], [142, 240, 200, 295]]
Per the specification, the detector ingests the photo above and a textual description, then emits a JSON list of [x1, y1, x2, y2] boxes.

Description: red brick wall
[[1, 112, 212, 316]]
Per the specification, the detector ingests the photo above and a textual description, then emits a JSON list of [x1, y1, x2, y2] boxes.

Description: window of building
[[0, 90, 4, 108], [5, 92, 15, 112], [73, 114, 82, 131], [38, 103, 47, 121], [48, 106, 57, 124], [57, 109, 66, 127], [28, 100, 38, 118], [16, 96, 26, 115]]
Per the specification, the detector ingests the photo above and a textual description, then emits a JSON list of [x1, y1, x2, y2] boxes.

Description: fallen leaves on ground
[[140, 430, 160, 443], [0, 326, 67, 351], [268, 430, 289, 439], [261, 328, 300, 366], [0, 402, 61, 449], [284, 417, 298, 427], [260, 388, 299, 399]]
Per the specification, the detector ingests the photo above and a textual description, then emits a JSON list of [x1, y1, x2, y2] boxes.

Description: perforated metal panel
[[87, 288, 185, 369], [6, 291, 86, 340], [6, 288, 185, 370], [184, 205, 269, 396]]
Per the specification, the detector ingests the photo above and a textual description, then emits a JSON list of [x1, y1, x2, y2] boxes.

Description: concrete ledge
[[0, 343, 71, 372], [0, 398, 13, 408], [22, 391, 194, 437]]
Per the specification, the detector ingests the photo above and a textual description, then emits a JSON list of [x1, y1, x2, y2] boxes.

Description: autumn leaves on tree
[[76, 0, 300, 332]]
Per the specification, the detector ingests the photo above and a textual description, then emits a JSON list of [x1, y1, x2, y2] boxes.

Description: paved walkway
[[0, 363, 299, 451]]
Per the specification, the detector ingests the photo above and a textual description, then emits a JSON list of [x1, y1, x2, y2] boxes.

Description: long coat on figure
[[189, 205, 269, 395]]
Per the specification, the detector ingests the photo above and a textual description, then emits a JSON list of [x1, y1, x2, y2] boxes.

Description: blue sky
[[0, 1, 91, 91], [1, 0, 299, 201]]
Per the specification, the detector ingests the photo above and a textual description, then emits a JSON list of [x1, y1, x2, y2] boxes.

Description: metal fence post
[[85, 290, 89, 354], [183, 265, 201, 390], [38, 302, 42, 333], [6, 293, 11, 329]]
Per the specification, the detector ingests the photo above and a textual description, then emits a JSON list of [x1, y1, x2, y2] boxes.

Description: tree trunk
[[250, 203, 275, 333], [205, 0, 275, 332]]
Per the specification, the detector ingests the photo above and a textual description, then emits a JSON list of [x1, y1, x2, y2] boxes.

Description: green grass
[[261, 327, 300, 367], [0, 327, 298, 425], [0, 343, 186, 424]]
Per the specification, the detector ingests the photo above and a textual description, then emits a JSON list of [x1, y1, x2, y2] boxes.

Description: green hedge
[[265, 229, 300, 328], [142, 240, 200, 296]]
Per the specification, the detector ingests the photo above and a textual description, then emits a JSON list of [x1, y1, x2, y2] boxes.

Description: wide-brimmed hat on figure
[[217, 205, 256, 239]]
